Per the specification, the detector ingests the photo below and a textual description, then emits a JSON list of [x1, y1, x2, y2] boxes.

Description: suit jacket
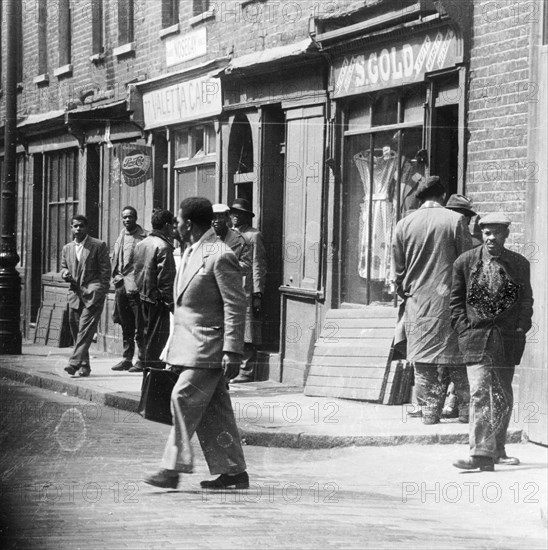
[[392, 202, 472, 363], [234, 224, 267, 294], [164, 228, 246, 368], [61, 236, 111, 310], [111, 225, 148, 291], [450, 245, 533, 365], [133, 230, 176, 309]]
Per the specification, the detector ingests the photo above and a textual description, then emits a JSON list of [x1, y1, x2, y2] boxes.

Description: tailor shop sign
[[333, 27, 457, 97], [142, 75, 221, 129]]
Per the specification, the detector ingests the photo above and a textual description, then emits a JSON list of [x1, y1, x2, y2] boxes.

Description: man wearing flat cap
[[392, 176, 473, 424], [229, 198, 267, 383], [451, 213, 533, 471]]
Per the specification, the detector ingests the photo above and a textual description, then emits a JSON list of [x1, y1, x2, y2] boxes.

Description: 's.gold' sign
[[332, 27, 458, 98]]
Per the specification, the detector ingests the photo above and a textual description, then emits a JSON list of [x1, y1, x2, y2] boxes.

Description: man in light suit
[[145, 197, 249, 490], [60, 215, 111, 377]]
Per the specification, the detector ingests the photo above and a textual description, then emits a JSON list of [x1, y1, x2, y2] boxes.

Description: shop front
[[216, 42, 327, 384], [305, 12, 468, 400]]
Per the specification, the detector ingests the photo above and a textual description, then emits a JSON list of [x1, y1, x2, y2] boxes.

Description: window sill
[[54, 64, 73, 78], [113, 42, 136, 58], [189, 8, 215, 26], [159, 23, 180, 39], [33, 73, 50, 85], [174, 155, 216, 169], [89, 52, 106, 64]]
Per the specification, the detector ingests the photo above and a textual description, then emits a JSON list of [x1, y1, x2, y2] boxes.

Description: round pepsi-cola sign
[[121, 150, 151, 186]]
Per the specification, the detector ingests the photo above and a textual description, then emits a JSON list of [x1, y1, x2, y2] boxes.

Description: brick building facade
[[0, 2, 546, 436]]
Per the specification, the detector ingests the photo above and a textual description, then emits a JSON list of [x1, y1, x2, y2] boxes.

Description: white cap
[[212, 203, 230, 214]]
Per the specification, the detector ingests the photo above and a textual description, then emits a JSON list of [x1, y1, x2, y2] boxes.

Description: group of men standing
[[392, 176, 533, 471], [61, 198, 267, 386]]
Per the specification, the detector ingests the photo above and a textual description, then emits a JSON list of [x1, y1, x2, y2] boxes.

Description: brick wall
[[467, 0, 535, 251]]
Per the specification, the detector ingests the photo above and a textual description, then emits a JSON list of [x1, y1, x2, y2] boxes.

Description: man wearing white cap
[[451, 213, 533, 471], [211, 204, 252, 280]]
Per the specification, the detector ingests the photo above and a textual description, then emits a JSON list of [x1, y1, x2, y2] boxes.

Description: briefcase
[[138, 368, 179, 425]]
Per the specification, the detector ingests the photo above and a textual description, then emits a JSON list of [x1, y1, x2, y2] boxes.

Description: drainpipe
[[0, 0, 22, 354]]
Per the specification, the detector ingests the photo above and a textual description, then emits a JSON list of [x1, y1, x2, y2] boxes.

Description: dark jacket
[[133, 230, 176, 310], [450, 245, 533, 365]]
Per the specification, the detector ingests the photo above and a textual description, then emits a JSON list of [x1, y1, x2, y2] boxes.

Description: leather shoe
[[112, 360, 132, 371], [64, 365, 77, 375], [144, 469, 179, 489], [407, 409, 422, 418], [494, 455, 520, 466], [200, 472, 249, 490], [231, 375, 253, 384], [77, 367, 91, 377], [453, 457, 495, 471]]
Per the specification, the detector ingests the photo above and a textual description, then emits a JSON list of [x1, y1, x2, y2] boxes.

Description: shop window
[[118, 0, 134, 45], [342, 89, 427, 305], [91, 0, 104, 55], [45, 150, 79, 273], [37, 0, 48, 75], [174, 124, 217, 205], [193, 0, 209, 16], [174, 124, 215, 161], [58, 0, 72, 67], [162, 0, 179, 28]]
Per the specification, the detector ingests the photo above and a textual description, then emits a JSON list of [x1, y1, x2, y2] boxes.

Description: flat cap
[[445, 194, 476, 217], [478, 212, 511, 227], [212, 203, 230, 214], [415, 176, 446, 200]]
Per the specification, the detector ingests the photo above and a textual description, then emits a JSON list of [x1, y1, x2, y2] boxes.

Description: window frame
[[162, 0, 179, 29], [58, 0, 72, 68], [118, 0, 135, 46]]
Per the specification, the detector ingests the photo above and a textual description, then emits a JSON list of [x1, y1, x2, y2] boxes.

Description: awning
[[65, 99, 130, 124], [17, 110, 65, 131], [218, 38, 319, 75]]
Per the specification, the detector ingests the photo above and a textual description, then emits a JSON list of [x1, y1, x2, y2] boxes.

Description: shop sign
[[116, 144, 152, 187], [333, 27, 457, 97], [166, 27, 207, 67], [142, 74, 222, 129]]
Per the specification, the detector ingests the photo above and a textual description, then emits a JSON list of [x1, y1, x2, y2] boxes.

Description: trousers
[[414, 363, 470, 420], [68, 301, 104, 368], [467, 358, 515, 458], [141, 301, 171, 369], [161, 367, 246, 475], [115, 287, 144, 361]]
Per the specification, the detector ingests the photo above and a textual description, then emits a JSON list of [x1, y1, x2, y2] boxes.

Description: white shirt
[[74, 235, 88, 262]]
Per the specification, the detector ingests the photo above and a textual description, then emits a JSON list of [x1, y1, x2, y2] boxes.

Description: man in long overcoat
[[229, 198, 267, 383], [451, 213, 533, 471], [144, 197, 248, 490], [392, 176, 472, 424]]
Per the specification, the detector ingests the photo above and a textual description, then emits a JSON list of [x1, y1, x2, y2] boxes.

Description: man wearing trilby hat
[[229, 198, 267, 383], [450, 212, 533, 471]]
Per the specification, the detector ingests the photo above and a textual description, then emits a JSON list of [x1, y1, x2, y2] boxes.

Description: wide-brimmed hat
[[445, 194, 476, 217], [415, 176, 446, 200], [230, 198, 255, 217], [478, 213, 511, 227]]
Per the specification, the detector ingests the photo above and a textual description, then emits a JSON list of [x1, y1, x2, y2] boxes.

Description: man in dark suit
[[229, 198, 267, 383], [451, 213, 533, 471], [60, 215, 111, 377], [144, 197, 248, 490]]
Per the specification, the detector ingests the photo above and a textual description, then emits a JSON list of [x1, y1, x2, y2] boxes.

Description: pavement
[[0, 343, 525, 450]]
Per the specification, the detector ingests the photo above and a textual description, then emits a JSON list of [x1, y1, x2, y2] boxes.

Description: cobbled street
[[0, 379, 546, 550]]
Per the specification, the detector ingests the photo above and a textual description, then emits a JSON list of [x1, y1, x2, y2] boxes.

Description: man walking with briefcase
[[144, 197, 249, 490]]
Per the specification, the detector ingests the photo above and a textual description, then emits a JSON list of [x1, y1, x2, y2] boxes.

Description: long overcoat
[[392, 203, 472, 364]]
